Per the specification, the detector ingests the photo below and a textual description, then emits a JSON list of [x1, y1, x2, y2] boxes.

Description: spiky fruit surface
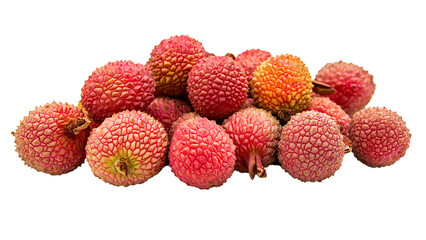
[[315, 61, 375, 116], [85, 110, 168, 186], [169, 112, 201, 139], [13, 102, 90, 175], [235, 49, 271, 81], [223, 107, 282, 179], [251, 54, 313, 120], [81, 60, 155, 124], [306, 96, 351, 136], [169, 117, 236, 189], [146, 97, 192, 135], [349, 107, 410, 167], [149, 35, 207, 97], [187, 56, 248, 120], [278, 111, 346, 182]]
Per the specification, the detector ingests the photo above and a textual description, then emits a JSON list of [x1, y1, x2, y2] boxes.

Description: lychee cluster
[[12, 35, 411, 189]]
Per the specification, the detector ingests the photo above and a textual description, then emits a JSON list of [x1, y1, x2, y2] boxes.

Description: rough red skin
[[169, 112, 201, 139], [168, 117, 236, 189], [187, 56, 248, 120], [85, 110, 168, 186], [315, 61, 375, 116], [235, 49, 271, 81], [306, 96, 351, 136], [222, 107, 282, 177], [146, 97, 192, 135], [349, 107, 411, 167], [278, 111, 345, 182], [81, 60, 155, 124], [251, 54, 313, 118], [13, 102, 90, 175], [149, 35, 207, 97]]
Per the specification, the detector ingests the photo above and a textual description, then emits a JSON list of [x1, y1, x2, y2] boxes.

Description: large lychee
[[187, 56, 248, 120], [349, 107, 411, 167], [315, 61, 375, 115], [251, 54, 313, 121], [169, 112, 201, 139], [222, 107, 282, 179], [85, 110, 168, 186], [146, 97, 192, 135], [168, 117, 236, 189], [306, 96, 351, 136], [235, 49, 271, 82], [13, 102, 90, 175], [278, 110, 348, 182], [149, 35, 208, 97]]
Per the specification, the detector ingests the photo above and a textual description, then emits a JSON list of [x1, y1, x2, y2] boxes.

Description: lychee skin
[[81, 60, 155, 124], [251, 54, 313, 119], [187, 56, 248, 120], [306, 96, 351, 136], [169, 112, 201, 139], [278, 111, 346, 182], [169, 117, 236, 189], [146, 97, 192, 135], [349, 107, 411, 167], [315, 61, 375, 116], [149, 35, 207, 97], [235, 49, 271, 81], [85, 110, 168, 186], [223, 107, 282, 179], [13, 102, 90, 175]]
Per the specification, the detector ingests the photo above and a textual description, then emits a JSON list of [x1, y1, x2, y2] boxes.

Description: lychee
[[235, 49, 271, 82], [168, 117, 236, 189], [306, 96, 351, 136], [13, 102, 90, 175], [149, 35, 208, 97], [80, 60, 155, 124], [251, 54, 313, 121], [169, 112, 201, 139], [315, 61, 375, 115], [146, 97, 192, 135], [222, 107, 282, 179], [85, 110, 168, 186], [349, 107, 411, 167], [278, 110, 348, 182], [187, 56, 248, 120]]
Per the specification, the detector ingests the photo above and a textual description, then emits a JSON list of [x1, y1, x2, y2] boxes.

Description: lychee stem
[[247, 154, 267, 180], [114, 159, 129, 176], [65, 117, 91, 135], [312, 80, 337, 95], [343, 135, 352, 153]]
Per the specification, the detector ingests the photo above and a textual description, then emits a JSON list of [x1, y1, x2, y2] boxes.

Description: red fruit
[[13, 102, 90, 175], [85, 110, 168, 186], [315, 61, 375, 116], [278, 111, 347, 182], [169, 117, 236, 189], [80, 60, 155, 124], [223, 107, 282, 179], [187, 56, 248, 120], [169, 112, 201, 139], [235, 49, 271, 82], [149, 35, 208, 97], [349, 107, 411, 167]]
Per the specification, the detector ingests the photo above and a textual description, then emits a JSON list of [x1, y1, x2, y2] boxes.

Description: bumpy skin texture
[[146, 97, 192, 135], [278, 111, 345, 182], [169, 112, 201, 139], [86, 110, 168, 186], [251, 54, 313, 119], [149, 35, 207, 97], [169, 117, 236, 189], [13, 102, 90, 175], [222, 107, 282, 175], [235, 49, 271, 81], [349, 107, 410, 167], [81, 60, 155, 124], [306, 96, 351, 136], [187, 56, 248, 120], [315, 61, 375, 116]]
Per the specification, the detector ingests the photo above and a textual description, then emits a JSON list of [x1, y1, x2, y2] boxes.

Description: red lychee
[[235, 49, 271, 82]]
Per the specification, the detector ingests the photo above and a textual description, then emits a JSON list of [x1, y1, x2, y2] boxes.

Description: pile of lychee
[[12, 35, 411, 189]]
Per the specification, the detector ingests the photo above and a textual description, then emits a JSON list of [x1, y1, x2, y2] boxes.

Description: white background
[[1, 1, 425, 239]]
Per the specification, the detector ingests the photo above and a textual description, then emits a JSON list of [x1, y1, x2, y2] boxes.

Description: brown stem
[[312, 80, 336, 95], [247, 154, 266, 180], [225, 53, 236, 60], [343, 135, 352, 153], [114, 159, 130, 176], [65, 117, 91, 135]]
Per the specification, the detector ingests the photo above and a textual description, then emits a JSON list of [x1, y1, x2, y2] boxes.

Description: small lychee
[[168, 117, 236, 189], [349, 107, 411, 167], [278, 111, 348, 182], [85, 110, 168, 186], [13, 102, 91, 175], [235, 49, 271, 82], [223, 107, 282, 179]]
